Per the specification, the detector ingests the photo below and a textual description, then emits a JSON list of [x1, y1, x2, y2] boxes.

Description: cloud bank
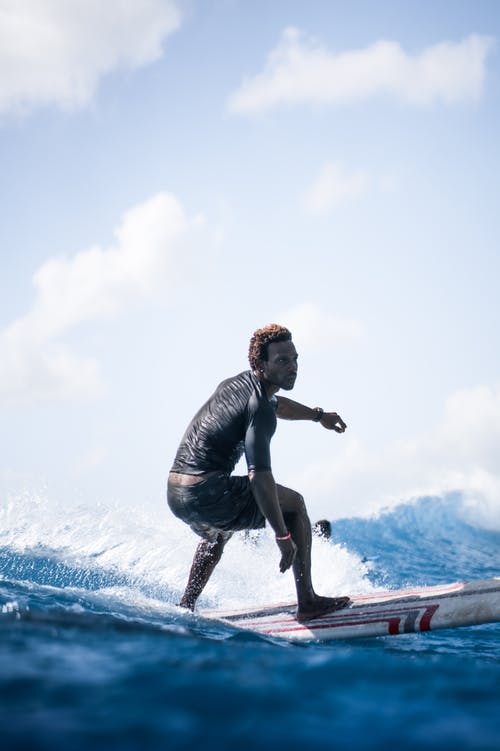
[[228, 28, 494, 114], [0, 193, 192, 405], [0, 0, 181, 114]]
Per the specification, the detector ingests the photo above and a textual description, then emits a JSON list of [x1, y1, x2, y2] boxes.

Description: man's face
[[259, 340, 298, 391]]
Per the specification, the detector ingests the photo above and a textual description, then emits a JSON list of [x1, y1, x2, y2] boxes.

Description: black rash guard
[[171, 371, 277, 475]]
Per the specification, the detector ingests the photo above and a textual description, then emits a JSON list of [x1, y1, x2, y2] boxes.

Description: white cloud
[[228, 28, 494, 114], [303, 162, 369, 214], [296, 383, 500, 531], [0, 192, 193, 405], [27, 192, 188, 339], [0, 339, 102, 404], [279, 303, 362, 351], [0, 0, 181, 114]]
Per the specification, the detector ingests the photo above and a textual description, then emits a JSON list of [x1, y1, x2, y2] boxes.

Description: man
[[167, 323, 349, 621]]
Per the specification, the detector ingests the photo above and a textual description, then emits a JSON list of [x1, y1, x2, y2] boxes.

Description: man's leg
[[179, 533, 228, 610], [276, 484, 349, 620]]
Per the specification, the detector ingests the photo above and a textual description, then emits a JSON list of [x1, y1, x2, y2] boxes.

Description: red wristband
[[276, 532, 291, 541]]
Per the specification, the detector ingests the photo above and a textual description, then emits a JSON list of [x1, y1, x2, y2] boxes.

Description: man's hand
[[276, 536, 297, 573], [320, 412, 347, 433]]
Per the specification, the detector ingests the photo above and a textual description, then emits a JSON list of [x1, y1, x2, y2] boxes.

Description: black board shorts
[[167, 472, 266, 543]]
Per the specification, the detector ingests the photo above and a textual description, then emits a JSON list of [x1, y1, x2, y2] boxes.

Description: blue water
[[1, 494, 499, 751]]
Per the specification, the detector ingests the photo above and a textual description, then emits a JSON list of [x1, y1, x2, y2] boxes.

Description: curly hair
[[248, 324, 292, 370]]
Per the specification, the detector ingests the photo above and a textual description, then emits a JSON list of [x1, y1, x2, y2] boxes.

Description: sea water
[[0, 492, 499, 751]]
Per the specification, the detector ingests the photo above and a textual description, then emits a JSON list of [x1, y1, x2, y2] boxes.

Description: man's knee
[[210, 532, 229, 560], [293, 491, 307, 515], [198, 536, 223, 563], [277, 484, 307, 515]]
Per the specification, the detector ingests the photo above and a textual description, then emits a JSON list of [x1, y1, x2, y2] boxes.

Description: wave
[[1, 491, 498, 641], [1, 492, 498, 751], [331, 494, 500, 589], [0, 490, 370, 617]]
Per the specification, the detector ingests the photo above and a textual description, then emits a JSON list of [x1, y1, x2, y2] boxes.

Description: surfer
[[167, 324, 349, 621]]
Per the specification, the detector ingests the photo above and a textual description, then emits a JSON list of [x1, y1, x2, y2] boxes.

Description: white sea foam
[[0, 490, 373, 610]]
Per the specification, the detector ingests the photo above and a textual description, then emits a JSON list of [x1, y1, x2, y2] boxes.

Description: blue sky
[[1, 0, 499, 527]]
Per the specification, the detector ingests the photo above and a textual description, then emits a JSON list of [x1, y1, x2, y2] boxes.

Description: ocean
[[1, 492, 499, 751]]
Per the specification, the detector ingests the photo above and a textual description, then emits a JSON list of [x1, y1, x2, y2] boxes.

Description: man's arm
[[248, 469, 297, 573], [276, 396, 347, 433]]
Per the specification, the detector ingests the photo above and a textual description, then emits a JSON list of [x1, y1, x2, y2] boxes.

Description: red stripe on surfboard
[[419, 604, 439, 631], [256, 609, 438, 636], [235, 603, 441, 634]]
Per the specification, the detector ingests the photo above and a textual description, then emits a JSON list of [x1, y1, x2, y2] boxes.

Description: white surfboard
[[203, 576, 500, 642]]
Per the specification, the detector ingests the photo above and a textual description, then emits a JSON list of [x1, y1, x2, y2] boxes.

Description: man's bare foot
[[296, 595, 350, 622]]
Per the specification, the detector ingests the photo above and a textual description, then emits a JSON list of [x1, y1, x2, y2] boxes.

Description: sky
[[1, 0, 500, 528]]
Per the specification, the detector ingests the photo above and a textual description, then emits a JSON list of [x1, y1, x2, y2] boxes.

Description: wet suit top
[[171, 371, 278, 475]]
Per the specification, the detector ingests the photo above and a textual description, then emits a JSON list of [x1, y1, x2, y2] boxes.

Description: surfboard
[[203, 576, 500, 642]]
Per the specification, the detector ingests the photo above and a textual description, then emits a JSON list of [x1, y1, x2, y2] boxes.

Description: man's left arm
[[276, 396, 347, 433]]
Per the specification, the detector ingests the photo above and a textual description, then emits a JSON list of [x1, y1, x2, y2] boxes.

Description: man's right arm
[[248, 469, 297, 573]]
